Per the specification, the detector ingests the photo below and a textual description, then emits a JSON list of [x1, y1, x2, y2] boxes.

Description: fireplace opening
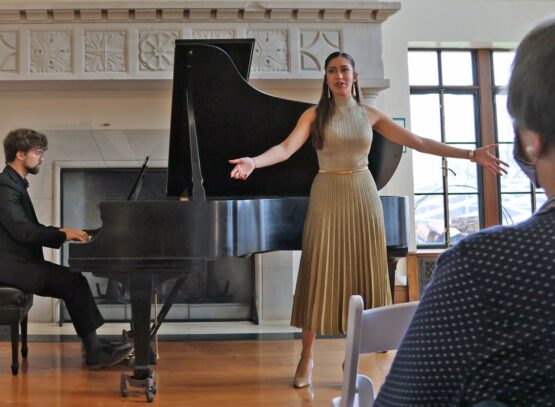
[[60, 167, 254, 322]]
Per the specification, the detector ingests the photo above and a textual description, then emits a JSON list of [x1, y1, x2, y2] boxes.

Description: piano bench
[[0, 285, 33, 375]]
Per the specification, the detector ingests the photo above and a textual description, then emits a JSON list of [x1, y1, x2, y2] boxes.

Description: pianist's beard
[[25, 163, 40, 175]]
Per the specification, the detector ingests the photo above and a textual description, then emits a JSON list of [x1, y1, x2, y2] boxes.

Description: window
[[491, 51, 547, 225], [409, 50, 480, 247], [409, 49, 544, 249]]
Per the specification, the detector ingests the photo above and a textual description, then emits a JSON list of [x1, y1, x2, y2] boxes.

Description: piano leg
[[120, 272, 157, 402]]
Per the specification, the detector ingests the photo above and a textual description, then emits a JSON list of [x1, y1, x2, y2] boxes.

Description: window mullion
[[477, 49, 500, 227], [438, 88, 451, 246]]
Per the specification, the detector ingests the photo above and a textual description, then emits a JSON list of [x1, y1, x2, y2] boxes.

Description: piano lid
[[167, 40, 403, 199]]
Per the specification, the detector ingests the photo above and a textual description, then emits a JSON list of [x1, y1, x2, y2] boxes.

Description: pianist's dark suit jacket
[[0, 165, 66, 291]]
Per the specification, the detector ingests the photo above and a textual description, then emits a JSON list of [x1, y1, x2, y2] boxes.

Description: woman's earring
[[526, 145, 536, 158], [352, 80, 359, 97], [327, 86, 331, 99]]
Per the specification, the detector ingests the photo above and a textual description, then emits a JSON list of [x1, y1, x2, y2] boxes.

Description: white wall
[[0, 88, 172, 135]]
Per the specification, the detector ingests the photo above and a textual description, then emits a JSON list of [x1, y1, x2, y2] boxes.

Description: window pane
[[441, 51, 474, 86], [492, 51, 515, 87], [501, 193, 533, 225], [444, 93, 476, 143], [410, 94, 441, 141], [495, 94, 514, 142], [536, 192, 548, 210], [536, 192, 547, 210], [446, 143, 478, 193], [415, 194, 446, 246], [498, 143, 533, 192], [413, 151, 444, 193], [408, 51, 439, 86], [448, 194, 480, 245]]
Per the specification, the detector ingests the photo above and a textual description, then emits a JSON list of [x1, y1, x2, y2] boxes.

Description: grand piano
[[68, 39, 409, 401]]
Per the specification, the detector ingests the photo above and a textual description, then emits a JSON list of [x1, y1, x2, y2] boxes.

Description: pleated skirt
[[290, 169, 392, 335]]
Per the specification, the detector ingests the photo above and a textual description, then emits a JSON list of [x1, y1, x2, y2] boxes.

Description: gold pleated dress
[[290, 96, 392, 335]]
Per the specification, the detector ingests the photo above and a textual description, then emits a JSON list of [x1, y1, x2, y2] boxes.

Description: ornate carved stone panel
[[138, 30, 179, 72], [0, 2, 399, 82], [0, 31, 18, 72], [84, 30, 127, 73], [192, 29, 235, 39], [299, 30, 341, 72], [30, 30, 73, 73], [246, 30, 288, 72]]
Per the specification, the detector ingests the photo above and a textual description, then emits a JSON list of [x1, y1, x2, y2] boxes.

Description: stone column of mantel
[[360, 87, 380, 107], [358, 78, 390, 107]]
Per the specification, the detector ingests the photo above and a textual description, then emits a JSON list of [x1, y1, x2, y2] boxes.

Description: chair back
[[359, 301, 418, 354], [337, 296, 418, 407]]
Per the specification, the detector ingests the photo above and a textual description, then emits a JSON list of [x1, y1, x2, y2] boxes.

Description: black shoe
[[85, 343, 133, 370], [81, 337, 131, 359]]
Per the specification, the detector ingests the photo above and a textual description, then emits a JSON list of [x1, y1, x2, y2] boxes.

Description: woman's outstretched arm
[[367, 106, 508, 176], [229, 107, 315, 180]]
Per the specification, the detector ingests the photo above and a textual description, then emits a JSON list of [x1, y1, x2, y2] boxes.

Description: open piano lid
[[167, 39, 402, 199]]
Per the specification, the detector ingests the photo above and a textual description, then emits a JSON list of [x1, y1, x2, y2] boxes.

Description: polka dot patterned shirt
[[375, 204, 555, 406]]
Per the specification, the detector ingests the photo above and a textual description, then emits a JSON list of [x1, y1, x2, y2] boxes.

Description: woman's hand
[[229, 157, 256, 180], [473, 144, 509, 175]]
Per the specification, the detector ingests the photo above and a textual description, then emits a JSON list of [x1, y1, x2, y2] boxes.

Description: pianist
[[0, 128, 132, 369]]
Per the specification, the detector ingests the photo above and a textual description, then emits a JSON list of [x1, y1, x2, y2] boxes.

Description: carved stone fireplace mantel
[[0, 2, 401, 323], [0, 1, 400, 97]]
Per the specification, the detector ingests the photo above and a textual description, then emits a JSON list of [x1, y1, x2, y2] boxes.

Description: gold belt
[[318, 166, 368, 175]]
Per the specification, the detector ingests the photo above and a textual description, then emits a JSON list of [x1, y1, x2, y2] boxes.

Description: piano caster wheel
[[146, 388, 154, 403], [120, 372, 155, 401]]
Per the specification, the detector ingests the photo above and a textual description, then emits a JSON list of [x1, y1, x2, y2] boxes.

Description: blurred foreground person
[[376, 17, 555, 407]]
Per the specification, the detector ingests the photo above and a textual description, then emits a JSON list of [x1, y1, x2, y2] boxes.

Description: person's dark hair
[[507, 16, 555, 149], [3, 128, 48, 164], [311, 52, 361, 149]]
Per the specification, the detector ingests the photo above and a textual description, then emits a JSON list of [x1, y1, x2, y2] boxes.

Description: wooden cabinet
[[407, 250, 443, 301]]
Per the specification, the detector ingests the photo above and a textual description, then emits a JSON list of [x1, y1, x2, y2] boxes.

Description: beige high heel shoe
[[293, 357, 314, 388]]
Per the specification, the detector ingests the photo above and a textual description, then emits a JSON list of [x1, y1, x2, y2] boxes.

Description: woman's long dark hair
[[311, 52, 361, 149]]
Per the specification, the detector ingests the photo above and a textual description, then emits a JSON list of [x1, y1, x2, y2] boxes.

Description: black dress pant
[[0, 258, 104, 338]]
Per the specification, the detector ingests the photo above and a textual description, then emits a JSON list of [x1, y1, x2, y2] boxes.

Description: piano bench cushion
[[0, 286, 33, 324]]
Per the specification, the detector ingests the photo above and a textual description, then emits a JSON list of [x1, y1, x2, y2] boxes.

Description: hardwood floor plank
[[0, 339, 395, 406]]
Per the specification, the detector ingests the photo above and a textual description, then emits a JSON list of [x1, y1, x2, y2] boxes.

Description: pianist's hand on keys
[[60, 228, 89, 242]]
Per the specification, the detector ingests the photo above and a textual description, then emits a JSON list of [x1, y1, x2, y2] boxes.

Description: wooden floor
[[0, 338, 395, 406]]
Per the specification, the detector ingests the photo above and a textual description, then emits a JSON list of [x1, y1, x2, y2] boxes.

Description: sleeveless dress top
[[290, 96, 392, 335]]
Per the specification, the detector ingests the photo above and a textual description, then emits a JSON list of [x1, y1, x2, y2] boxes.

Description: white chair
[[332, 296, 419, 407]]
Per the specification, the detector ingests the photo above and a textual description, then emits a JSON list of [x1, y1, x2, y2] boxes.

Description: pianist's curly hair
[[311, 52, 361, 150], [3, 128, 48, 164]]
